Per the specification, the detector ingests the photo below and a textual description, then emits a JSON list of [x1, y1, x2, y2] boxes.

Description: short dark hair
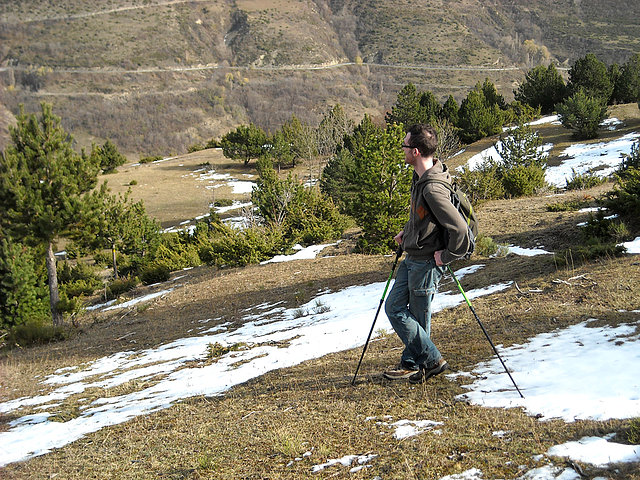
[[407, 124, 438, 157]]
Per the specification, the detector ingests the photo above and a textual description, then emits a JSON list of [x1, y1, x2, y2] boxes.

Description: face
[[402, 133, 416, 165]]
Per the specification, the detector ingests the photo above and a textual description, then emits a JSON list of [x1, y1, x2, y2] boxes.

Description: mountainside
[[1, 0, 639, 155]]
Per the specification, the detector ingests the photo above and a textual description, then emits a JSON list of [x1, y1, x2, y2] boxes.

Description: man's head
[[404, 124, 438, 158]]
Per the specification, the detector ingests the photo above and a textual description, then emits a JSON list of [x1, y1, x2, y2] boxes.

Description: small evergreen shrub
[[628, 418, 640, 445], [283, 188, 348, 246], [58, 261, 100, 283], [606, 140, 640, 223], [6, 322, 70, 348], [556, 90, 608, 140], [153, 242, 202, 271], [502, 164, 547, 197], [474, 234, 499, 257], [556, 212, 629, 264], [555, 242, 626, 264], [0, 239, 49, 329], [205, 138, 222, 149], [502, 101, 541, 125], [582, 212, 629, 243], [188, 143, 204, 153], [140, 264, 171, 285], [202, 224, 288, 268], [139, 155, 163, 164], [565, 168, 604, 190], [93, 251, 111, 267], [213, 198, 234, 208], [58, 262, 103, 298], [61, 279, 101, 298], [96, 140, 127, 174], [206, 341, 247, 360], [56, 294, 84, 316], [456, 161, 505, 203], [621, 141, 640, 171], [106, 276, 139, 300]]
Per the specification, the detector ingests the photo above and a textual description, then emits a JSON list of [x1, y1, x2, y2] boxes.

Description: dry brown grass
[[101, 103, 640, 231], [103, 148, 256, 228], [2, 176, 640, 478], [102, 145, 327, 229]]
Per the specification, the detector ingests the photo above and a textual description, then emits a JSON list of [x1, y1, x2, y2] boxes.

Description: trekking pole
[[351, 245, 403, 386], [447, 265, 525, 399]]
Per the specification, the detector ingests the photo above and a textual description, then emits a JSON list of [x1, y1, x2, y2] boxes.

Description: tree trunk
[[112, 245, 119, 279], [46, 242, 63, 326]]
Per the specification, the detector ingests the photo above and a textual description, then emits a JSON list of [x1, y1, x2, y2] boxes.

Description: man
[[383, 124, 471, 384]]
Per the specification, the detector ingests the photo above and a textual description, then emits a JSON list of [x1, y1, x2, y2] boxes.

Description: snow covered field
[[464, 115, 640, 188]]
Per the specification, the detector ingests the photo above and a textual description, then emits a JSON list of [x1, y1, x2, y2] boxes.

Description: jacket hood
[[413, 159, 452, 187]]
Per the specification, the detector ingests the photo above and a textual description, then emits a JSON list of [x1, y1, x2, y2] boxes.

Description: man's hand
[[394, 231, 404, 245], [434, 250, 445, 266]]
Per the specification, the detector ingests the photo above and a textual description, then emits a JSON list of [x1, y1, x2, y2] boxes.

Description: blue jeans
[[384, 256, 444, 369]]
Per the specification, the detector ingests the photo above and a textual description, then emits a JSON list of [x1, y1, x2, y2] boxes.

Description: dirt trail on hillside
[[0, 0, 213, 23], [1, 62, 525, 75]]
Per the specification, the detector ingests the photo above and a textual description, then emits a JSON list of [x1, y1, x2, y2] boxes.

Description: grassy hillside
[[2, 104, 640, 477], [94, 103, 639, 232], [1, 0, 639, 156], [1, 180, 639, 478]]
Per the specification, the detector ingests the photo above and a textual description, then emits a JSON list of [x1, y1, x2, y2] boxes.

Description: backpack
[[425, 179, 478, 260]]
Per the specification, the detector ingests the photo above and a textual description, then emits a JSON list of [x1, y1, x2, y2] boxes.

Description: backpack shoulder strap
[[422, 179, 450, 229], [423, 178, 452, 188]]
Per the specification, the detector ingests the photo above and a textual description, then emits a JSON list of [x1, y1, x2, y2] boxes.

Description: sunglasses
[[401, 144, 414, 149]]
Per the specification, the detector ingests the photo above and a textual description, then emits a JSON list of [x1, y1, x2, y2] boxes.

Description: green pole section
[[447, 265, 525, 399], [351, 246, 403, 386]]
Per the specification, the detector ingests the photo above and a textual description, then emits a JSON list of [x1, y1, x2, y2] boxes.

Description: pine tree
[[319, 147, 358, 214], [97, 139, 127, 174], [515, 64, 567, 114], [481, 78, 507, 110], [321, 116, 383, 218], [419, 90, 440, 124], [439, 95, 459, 125], [385, 83, 428, 127], [280, 115, 317, 167], [78, 185, 160, 278], [266, 129, 294, 172], [496, 122, 548, 197], [252, 157, 301, 226], [609, 63, 623, 104], [606, 139, 640, 219], [0, 103, 100, 325], [221, 123, 268, 166], [556, 90, 608, 140], [316, 104, 354, 157], [0, 234, 49, 329], [613, 53, 640, 104], [458, 86, 504, 143], [496, 122, 546, 170], [348, 119, 412, 252], [251, 157, 346, 244], [568, 54, 614, 103]]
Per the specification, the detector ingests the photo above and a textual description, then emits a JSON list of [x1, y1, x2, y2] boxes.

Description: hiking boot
[[383, 362, 419, 380], [408, 358, 448, 384]]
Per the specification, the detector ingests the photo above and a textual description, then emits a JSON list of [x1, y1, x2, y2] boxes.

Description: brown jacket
[[401, 160, 471, 264]]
